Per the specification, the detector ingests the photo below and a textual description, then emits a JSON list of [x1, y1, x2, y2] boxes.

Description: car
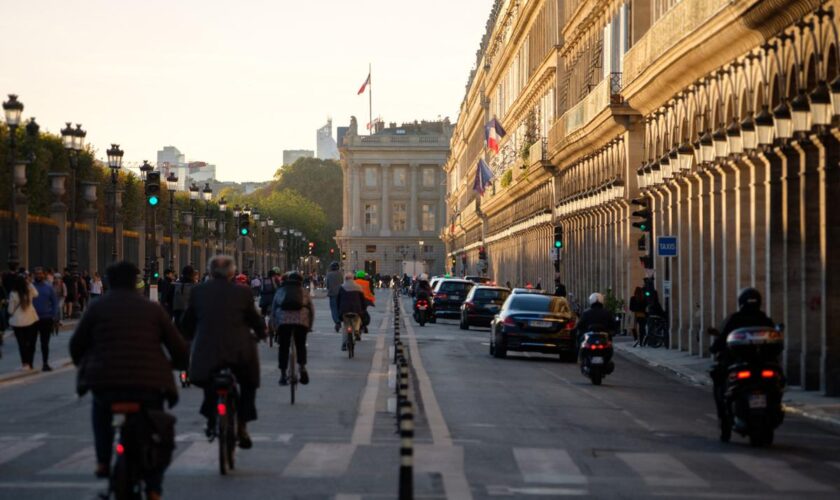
[[489, 294, 577, 361], [432, 278, 474, 318], [460, 286, 510, 329], [510, 287, 547, 295], [464, 275, 491, 285]]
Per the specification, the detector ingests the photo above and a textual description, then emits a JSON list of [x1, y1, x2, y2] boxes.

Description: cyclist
[[272, 271, 314, 386], [69, 261, 187, 500], [180, 255, 266, 449], [336, 272, 365, 351], [259, 268, 281, 317], [353, 271, 375, 333]]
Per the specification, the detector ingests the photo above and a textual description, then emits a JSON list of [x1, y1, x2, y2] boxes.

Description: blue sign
[[657, 236, 678, 257]]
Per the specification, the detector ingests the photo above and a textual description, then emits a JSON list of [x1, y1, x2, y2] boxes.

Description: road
[[0, 289, 839, 499]]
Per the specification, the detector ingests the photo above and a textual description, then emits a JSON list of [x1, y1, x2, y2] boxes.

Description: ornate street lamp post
[[166, 172, 178, 270], [60, 122, 86, 275], [106, 144, 124, 262], [202, 183, 212, 264], [188, 183, 199, 265], [139, 161, 153, 281], [218, 197, 227, 255], [3, 95, 37, 271]]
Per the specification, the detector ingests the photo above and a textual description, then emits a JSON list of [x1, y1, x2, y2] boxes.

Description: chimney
[[375, 121, 385, 133]]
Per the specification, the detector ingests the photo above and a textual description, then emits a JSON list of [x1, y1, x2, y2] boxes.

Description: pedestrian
[[63, 270, 75, 319], [171, 266, 196, 330], [325, 261, 343, 332], [272, 271, 314, 385], [69, 260, 187, 500], [250, 274, 262, 297], [32, 267, 60, 371], [553, 277, 567, 298], [629, 286, 647, 347], [505, 280, 512, 290], [7, 274, 39, 371], [53, 273, 67, 321], [259, 268, 280, 317], [89, 271, 104, 302]]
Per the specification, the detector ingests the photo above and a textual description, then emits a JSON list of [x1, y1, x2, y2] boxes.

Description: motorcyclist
[[709, 288, 776, 425], [413, 273, 433, 313], [575, 293, 615, 345]]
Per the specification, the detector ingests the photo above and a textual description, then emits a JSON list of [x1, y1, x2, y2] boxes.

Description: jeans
[[277, 324, 308, 371], [13, 325, 38, 366], [328, 295, 340, 325], [92, 389, 165, 494], [34, 318, 54, 366]]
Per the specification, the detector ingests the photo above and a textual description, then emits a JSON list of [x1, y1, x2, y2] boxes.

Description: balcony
[[561, 73, 623, 137]]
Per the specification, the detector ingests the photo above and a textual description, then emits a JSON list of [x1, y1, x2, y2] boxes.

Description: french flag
[[473, 158, 494, 197], [485, 118, 506, 154]]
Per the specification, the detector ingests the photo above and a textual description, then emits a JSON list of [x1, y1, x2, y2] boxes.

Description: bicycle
[[210, 369, 237, 475], [643, 315, 669, 348], [342, 313, 361, 359]]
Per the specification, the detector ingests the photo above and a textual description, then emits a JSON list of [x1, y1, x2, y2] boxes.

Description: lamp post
[[106, 144, 124, 263], [252, 210, 261, 275], [166, 172, 177, 270], [218, 197, 227, 254], [267, 218, 274, 270], [202, 183, 212, 264], [188, 183, 199, 265], [3, 94, 32, 271], [61, 122, 86, 275], [139, 160, 153, 282]]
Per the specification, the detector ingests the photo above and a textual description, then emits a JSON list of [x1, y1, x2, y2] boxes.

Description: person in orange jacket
[[354, 271, 374, 332]]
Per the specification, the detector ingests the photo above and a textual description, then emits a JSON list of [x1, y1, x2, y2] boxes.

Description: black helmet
[[738, 287, 762, 309], [285, 271, 303, 283]]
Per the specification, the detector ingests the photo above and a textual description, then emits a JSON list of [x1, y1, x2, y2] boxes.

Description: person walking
[[7, 274, 40, 371], [89, 272, 104, 302], [629, 286, 647, 347], [171, 266, 196, 330], [272, 271, 314, 386], [69, 261, 188, 500], [325, 261, 343, 332], [53, 272, 67, 322], [32, 267, 60, 371]]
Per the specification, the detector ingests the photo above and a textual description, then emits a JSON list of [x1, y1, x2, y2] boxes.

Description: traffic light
[[553, 225, 564, 249], [330, 248, 335, 256], [639, 255, 653, 270], [308, 242, 315, 255], [145, 172, 161, 207], [631, 197, 652, 232], [153, 270, 160, 279], [239, 214, 250, 236], [341, 251, 347, 261], [478, 246, 487, 261]]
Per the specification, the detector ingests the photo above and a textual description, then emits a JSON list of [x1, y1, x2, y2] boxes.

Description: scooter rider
[[709, 288, 776, 423], [575, 293, 615, 344]]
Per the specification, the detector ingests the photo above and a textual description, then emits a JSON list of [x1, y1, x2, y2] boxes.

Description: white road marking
[[0, 439, 44, 466], [334, 495, 362, 500], [487, 485, 588, 496], [40, 447, 96, 475], [168, 441, 219, 474], [350, 312, 389, 446], [616, 452, 709, 488], [0, 481, 100, 489], [724, 454, 833, 492], [283, 443, 356, 478], [513, 448, 587, 485]]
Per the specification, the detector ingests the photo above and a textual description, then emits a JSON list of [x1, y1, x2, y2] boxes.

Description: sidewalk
[[613, 336, 840, 428], [0, 319, 78, 383]]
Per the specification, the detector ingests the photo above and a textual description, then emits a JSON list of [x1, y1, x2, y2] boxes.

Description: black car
[[460, 286, 510, 329], [464, 275, 491, 285], [490, 294, 576, 360], [432, 279, 474, 318]]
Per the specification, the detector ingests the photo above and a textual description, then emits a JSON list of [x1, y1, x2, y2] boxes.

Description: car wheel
[[459, 316, 468, 330], [493, 333, 507, 359]]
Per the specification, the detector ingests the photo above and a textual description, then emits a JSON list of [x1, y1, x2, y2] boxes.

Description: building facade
[[317, 118, 340, 160], [335, 117, 451, 276], [282, 149, 314, 166], [447, 0, 840, 395]]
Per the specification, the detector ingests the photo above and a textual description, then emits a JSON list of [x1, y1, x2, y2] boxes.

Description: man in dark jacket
[[180, 255, 266, 449], [259, 268, 280, 316], [325, 261, 343, 332], [69, 261, 188, 499], [336, 273, 365, 351], [32, 267, 59, 371], [575, 293, 615, 343]]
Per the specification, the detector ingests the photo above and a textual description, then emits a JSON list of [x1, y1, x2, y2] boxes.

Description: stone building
[[335, 117, 451, 276], [447, 0, 840, 395]]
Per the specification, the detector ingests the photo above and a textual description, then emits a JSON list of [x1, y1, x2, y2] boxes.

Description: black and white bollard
[[399, 401, 414, 499]]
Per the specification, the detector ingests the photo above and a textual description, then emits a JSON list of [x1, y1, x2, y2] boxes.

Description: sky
[[0, 0, 492, 182]]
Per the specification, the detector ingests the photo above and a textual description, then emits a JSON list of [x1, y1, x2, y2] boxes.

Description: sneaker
[[334, 323, 340, 333], [204, 418, 216, 439], [279, 375, 288, 386], [42, 364, 53, 372], [237, 425, 253, 449], [299, 368, 309, 385]]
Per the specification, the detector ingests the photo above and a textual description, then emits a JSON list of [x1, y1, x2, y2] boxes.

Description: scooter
[[710, 326, 785, 446], [414, 299, 430, 326], [578, 331, 614, 385]]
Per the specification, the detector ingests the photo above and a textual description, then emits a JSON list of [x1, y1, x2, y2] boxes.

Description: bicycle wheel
[[111, 452, 142, 500], [218, 411, 228, 475], [226, 410, 236, 471], [289, 343, 297, 405], [347, 331, 355, 359]]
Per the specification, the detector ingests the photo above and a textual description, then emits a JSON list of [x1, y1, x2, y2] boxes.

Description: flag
[[357, 73, 371, 95], [366, 116, 383, 130], [485, 118, 507, 154], [472, 158, 494, 196]]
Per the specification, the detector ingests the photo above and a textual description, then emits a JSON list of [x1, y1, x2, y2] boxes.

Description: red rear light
[[463, 302, 474, 310], [565, 320, 576, 330], [116, 443, 125, 455], [736, 370, 751, 380], [417, 300, 428, 307], [502, 317, 516, 327], [217, 403, 227, 416], [761, 369, 775, 379], [180, 372, 187, 381]]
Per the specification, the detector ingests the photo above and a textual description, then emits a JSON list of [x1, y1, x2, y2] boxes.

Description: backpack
[[172, 283, 192, 312], [280, 283, 304, 311], [259, 280, 277, 308]]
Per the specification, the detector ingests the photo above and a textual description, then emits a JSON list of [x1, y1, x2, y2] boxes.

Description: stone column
[[409, 163, 419, 235], [676, 178, 690, 352], [822, 131, 840, 395], [81, 181, 98, 273], [113, 188, 125, 262], [380, 163, 391, 237], [734, 161, 752, 291], [351, 164, 361, 234], [49, 173, 69, 272], [778, 147, 802, 386], [700, 170, 716, 357], [687, 174, 702, 356], [710, 166, 726, 320], [135, 223, 146, 274]]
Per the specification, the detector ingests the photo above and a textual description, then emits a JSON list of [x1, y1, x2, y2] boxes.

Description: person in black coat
[[180, 255, 266, 448], [336, 273, 366, 351], [575, 293, 616, 344], [69, 261, 188, 495]]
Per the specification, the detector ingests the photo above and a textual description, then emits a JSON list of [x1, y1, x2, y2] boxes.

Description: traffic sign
[[657, 236, 678, 257]]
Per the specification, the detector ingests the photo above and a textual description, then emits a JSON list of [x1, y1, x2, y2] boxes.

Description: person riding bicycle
[[354, 271, 375, 333], [180, 255, 266, 449], [69, 261, 188, 500], [272, 271, 314, 386], [336, 272, 365, 351], [575, 293, 616, 347], [259, 268, 281, 317]]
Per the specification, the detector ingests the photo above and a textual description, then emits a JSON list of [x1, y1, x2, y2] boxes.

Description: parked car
[[490, 294, 577, 361], [510, 287, 547, 295], [432, 279, 474, 318], [460, 286, 510, 329], [464, 275, 491, 285]]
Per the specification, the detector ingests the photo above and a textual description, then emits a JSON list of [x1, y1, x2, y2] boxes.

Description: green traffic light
[[153, 272, 160, 279], [645, 291, 651, 297], [640, 224, 647, 231], [554, 240, 563, 248], [148, 195, 159, 206], [240, 228, 249, 236]]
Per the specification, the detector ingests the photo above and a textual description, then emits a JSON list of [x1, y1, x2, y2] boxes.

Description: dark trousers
[[34, 318, 54, 366], [635, 316, 647, 345], [92, 389, 165, 494], [277, 324, 308, 371], [199, 366, 258, 423], [13, 325, 38, 366]]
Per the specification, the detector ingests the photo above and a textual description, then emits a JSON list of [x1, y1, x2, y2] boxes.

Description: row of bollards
[[393, 289, 413, 500]]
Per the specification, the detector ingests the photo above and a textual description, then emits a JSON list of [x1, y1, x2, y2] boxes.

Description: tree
[[271, 157, 342, 234]]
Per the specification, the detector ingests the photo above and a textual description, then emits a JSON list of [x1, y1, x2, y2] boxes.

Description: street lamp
[[3, 94, 25, 271], [188, 183, 199, 265], [60, 122, 86, 275], [106, 144, 124, 262], [218, 196, 227, 255], [202, 183, 212, 265], [166, 171, 178, 270]]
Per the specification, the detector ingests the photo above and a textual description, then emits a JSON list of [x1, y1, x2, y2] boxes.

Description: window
[[423, 245, 434, 254], [366, 245, 377, 253], [365, 167, 377, 187], [393, 167, 407, 187], [392, 202, 407, 232], [421, 204, 436, 231], [364, 203, 378, 231], [422, 168, 435, 188]]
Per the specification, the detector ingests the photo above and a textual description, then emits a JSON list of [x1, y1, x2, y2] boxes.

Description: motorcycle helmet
[[589, 292, 604, 306], [419, 273, 429, 281], [355, 270, 366, 279], [737, 287, 762, 309]]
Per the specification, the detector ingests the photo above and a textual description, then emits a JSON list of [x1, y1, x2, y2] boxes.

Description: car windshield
[[474, 289, 509, 301], [508, 295, 572, 315]]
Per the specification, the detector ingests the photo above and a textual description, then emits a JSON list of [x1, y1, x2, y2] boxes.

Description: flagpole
[[368, 63, 373, 136]]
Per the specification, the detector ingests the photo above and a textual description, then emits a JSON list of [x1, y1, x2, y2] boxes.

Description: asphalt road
[[0, 289, 839, 499]]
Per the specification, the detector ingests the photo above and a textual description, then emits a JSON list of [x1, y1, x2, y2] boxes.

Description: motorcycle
[[578, 331, 614, 385], [710, 326, 785, 446], [414, 299, 430, 326]]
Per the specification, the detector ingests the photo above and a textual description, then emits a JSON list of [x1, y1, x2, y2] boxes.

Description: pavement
[[0, 290, 837, 499], [0, 319, 78, 383], [612, 336, 840, 428]]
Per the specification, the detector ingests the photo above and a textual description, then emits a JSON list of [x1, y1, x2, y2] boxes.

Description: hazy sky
[[1, 0, 491, 181]]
